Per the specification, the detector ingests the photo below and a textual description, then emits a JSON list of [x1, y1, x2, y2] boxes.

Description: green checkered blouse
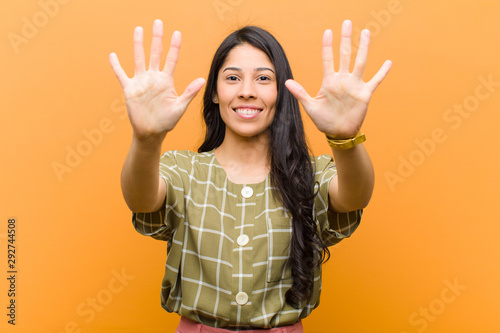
[[132, 150, 361, 329]]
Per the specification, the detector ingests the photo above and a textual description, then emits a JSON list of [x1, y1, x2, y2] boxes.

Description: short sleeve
[[131, 150, 187, 242], [313, 154, 362, 247]]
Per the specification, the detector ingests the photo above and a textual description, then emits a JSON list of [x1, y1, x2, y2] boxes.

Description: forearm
[[121, 135, 166, 212], [329, 143, 374, 212]]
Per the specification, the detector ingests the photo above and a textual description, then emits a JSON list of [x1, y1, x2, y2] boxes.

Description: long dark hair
[[198, 26, 329, 307]]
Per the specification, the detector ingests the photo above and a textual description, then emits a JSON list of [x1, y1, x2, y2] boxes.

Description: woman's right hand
[[109, 19, 206, 142]]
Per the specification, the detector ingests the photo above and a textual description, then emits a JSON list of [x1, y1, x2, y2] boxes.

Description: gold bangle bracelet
[[325, 132, 366, 150]]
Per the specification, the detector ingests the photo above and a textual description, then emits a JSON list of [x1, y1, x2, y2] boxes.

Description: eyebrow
[[222, 66, 275, 73]]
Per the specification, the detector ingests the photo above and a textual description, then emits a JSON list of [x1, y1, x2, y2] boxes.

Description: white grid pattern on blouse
[[131, 150, 362, 329]]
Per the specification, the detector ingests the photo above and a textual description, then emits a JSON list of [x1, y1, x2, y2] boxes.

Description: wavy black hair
[[198, 26, 330, 307]]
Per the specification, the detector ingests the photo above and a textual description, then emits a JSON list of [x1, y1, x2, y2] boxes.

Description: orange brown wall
[[1, 0, 499, 332]]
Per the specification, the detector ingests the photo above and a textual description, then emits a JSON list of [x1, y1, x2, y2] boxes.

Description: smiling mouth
[[233, 108, 262, 115]]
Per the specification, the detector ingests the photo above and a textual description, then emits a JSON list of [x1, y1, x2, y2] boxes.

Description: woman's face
[[215, 43, 277, 141]]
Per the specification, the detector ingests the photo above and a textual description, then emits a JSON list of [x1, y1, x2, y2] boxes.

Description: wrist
[[131, 134, 165, 155], [325, 132, 357, 140], [326, 132, 366, 150], [132, 131, 167, 146]]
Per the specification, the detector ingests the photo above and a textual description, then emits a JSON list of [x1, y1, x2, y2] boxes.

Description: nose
[[238, 78, 256, 99]]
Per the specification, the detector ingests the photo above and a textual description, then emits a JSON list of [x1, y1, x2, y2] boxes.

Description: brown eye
[[257, 76, 271, 81]]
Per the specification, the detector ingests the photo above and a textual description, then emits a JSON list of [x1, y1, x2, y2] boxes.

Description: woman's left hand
[[285, 20, 392, 139]]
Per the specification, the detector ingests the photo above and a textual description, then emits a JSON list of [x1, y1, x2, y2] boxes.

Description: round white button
[[237, 234, 249, 246], [236, 292, 248, 305], [241, 186, 253, 198]]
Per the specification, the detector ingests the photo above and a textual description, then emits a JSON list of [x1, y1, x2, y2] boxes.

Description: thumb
[[285, 79, 312, 110], [178, 77, 206, 107], [109, 52, 129, 88]]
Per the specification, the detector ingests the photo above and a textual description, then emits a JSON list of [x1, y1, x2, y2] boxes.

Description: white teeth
[[234, 108, 261, 115]]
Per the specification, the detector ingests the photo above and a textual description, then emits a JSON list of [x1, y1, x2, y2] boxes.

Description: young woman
[[109, 19, 391, 332]]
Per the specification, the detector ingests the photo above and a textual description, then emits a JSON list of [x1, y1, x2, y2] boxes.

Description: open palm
[[285, 20, 392, 139], [109, 20, 205, 140]]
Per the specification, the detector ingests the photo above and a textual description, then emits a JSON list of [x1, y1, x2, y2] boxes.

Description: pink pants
[[175, 317, 304, 333]]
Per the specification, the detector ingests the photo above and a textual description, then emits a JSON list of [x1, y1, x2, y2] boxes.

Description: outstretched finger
[[133, 26, 146, 75], [339, 20, 352, 73], [109, 52, 129, 88], [352, 29, 370, 79], [285, 79, 312, 111], [149, 19, 164, 71], [322, 29, 335, 76], [163, 31, 181, 77], [366, 60, 392, 93], [177, 77, 206, 107]]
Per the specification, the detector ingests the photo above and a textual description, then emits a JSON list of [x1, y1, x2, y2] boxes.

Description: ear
[[212, 95, 219, 104]]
